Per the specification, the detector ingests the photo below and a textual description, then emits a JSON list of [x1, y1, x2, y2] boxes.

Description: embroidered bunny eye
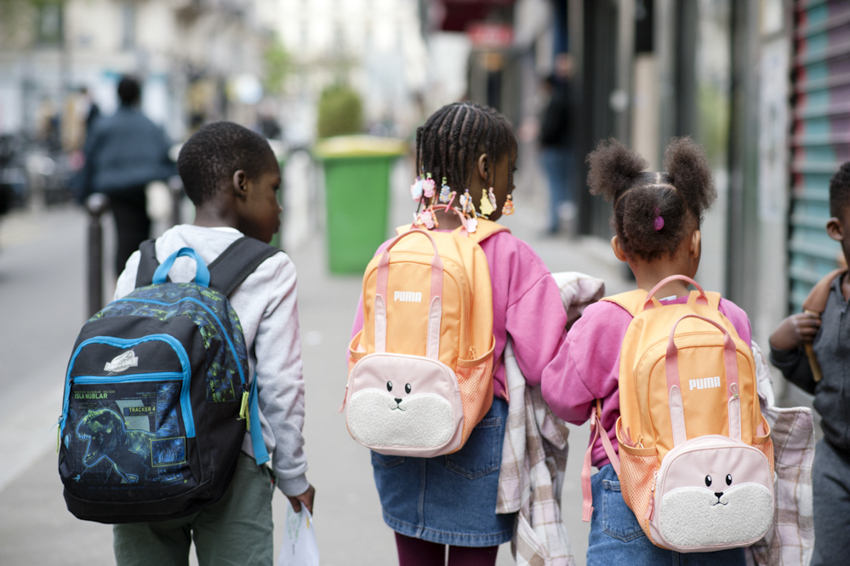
[[705, 475, 712, 487], [726, 474, 733, 486], [386, 382, 393, 392], [405, 383, 412, 394]]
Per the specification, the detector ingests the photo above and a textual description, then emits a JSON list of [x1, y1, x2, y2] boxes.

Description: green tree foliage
[[263, 36, 290, 97], [316, 84, 363, 138]]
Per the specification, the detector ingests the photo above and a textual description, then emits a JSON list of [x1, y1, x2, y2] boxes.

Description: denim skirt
[[371, 397, 513, 547], [587, 464, 747, 566]]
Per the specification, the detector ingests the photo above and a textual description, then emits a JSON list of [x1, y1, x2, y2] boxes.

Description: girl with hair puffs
[[541, 138, 753, 565]]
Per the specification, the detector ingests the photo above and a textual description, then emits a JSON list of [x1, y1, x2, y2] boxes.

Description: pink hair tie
[[653, 207, 664, 231]]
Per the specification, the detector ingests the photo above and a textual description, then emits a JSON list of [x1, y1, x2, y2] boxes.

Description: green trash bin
[[315, 135, 407, 274]]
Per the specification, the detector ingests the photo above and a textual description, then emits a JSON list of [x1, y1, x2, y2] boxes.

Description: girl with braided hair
[[541, 138, 752, 565], [350, 102, 568, 565]]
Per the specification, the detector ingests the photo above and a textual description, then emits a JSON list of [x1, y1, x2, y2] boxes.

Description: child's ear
[[477, 153, 488, 181], [689, 229, 702, 258], [232, 170, 248, 199], [827, 217, 844, 242], [611, 236, 628, 262]]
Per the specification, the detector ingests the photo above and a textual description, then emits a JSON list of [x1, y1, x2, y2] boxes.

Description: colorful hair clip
[[479, 187, 495, 217], [410, 176, 423, 201], [653, 207, 664, 231], [423, 173, 436, 199], [502, 194, 515, 216], [439, 177, 451, 203]]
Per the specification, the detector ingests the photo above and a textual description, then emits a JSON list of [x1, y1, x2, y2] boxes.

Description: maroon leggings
[[394, 532, 499, 566]]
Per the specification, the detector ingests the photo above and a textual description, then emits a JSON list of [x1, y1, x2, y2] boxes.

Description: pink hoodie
[[351, 230, 567, 399], [541, 295, 752, 469]]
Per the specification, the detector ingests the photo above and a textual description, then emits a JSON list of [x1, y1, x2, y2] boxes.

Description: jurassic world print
[[65, 382, 190, 486]]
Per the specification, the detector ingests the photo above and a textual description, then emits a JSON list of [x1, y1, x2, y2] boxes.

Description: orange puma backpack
[[344, 219, 506, 457], [582, 275, 774, 553]]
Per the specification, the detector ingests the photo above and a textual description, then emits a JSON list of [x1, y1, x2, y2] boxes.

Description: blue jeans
[[587, 464, 747, 566], [371, 398, 513, 547], [540, 146, 573, 232]]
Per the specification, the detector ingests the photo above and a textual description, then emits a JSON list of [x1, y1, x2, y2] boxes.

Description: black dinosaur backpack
[[58, 236, 280, 523]]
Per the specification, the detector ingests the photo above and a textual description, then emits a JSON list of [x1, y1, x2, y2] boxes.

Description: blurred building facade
[[270, 0, 429, 144], [0, 0, 277, 144], [435, 0, 850, 403]]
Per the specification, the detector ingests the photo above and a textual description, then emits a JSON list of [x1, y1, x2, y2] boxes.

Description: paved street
[[0, 174, 629, 565]]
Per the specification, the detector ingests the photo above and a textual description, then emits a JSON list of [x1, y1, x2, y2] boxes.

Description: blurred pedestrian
[[349, 102, 568, 566], [79, 75, 175, 274], [769, 161, 850, 566], [539, 53, 575, 235]]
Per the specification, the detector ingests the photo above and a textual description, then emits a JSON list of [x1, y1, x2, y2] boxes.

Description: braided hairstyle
[[414, 102, 515, 205], [829, 161, 850, 218], [587, 137, 715, 262]]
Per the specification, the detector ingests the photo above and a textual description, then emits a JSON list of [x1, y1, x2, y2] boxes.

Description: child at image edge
[[541, 138, 752, 566], [769, 161, 850, 566], [111, 122, 315, 566], [351, 102, 568, 566]]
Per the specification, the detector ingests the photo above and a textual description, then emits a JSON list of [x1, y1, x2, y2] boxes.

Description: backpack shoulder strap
[[802, 268, 846, 314], [135, 239, 164, 288], [600, 290, 646, 317], [207, 237, 283, 296]]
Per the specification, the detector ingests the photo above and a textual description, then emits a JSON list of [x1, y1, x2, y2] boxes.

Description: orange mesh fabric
[[456, 351, 494, 444], [753, 437, 775, 477], [618, 440, 658, 543]]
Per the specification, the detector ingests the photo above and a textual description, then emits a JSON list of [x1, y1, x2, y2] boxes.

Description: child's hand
[[769, 312, 821, 351], [288, 484, 316, 515]]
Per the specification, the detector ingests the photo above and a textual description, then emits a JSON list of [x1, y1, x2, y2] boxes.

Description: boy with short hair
[[111, 121, 314, 566], [769, 161, 850, 566]]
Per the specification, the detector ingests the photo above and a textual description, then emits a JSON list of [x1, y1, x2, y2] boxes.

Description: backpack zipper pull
[[645, 470, 658, 520], [339, 385, 349, 413], [55, 415, 63, 453], [239, 391, 249, 426]]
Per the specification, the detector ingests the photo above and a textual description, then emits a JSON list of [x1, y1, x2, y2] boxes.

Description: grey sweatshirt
[[770, 275, 850, 455], [115, 224, 309, 496]]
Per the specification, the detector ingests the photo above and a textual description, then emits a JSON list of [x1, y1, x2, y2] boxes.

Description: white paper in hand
[[278, 499, 319, 566]]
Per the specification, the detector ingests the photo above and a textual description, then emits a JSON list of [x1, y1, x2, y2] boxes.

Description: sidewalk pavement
[[0, 178, 629, 565]]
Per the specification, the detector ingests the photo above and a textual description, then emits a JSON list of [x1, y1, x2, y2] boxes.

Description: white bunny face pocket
[[346, 353, 464, 457], [651, 436, 774, 552]]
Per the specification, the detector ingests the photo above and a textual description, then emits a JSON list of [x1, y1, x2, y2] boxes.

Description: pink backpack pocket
[[346, 353, 464, 457], [649, 435, 774, 552]]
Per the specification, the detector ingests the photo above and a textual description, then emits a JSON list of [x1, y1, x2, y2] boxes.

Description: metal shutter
[[789, 0, 850, 311]]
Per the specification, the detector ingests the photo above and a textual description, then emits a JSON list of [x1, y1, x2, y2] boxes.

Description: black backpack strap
[[207, 237, 283, 296], [135, 239, 165, 288]]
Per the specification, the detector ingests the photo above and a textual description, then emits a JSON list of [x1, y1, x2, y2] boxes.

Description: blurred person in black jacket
[[80, 76, 175, 274], [539, 54, 574, 235]]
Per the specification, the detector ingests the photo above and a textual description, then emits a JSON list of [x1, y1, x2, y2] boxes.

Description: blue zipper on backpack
[[111, 297, 247, 391], [60, 335, 194, 438]]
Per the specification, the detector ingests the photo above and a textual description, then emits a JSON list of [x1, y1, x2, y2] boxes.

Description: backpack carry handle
[[375, 229, 443, 359], [643, 275, 708, 311], [665, 314, 741, 446], [152, 247, 210, 287]]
